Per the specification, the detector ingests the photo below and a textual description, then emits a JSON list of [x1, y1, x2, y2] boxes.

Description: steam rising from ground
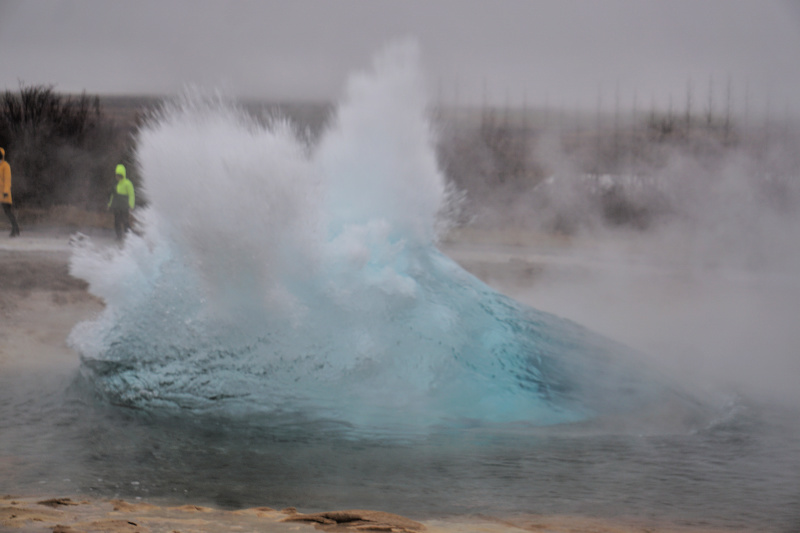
[[455, 110, 800, 408]]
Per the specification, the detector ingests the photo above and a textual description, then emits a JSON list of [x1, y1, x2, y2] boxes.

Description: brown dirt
[[0, 494, 743, 533], [0, 249, 97, 315]]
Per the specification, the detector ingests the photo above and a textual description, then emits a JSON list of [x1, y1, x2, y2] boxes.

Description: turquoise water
[[1, 370, 799, 530], [2, 43, 798, 532], [67, 43, 703, 432]]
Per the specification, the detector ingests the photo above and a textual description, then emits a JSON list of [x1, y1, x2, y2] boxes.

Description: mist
[[444, 114, 800, 409]]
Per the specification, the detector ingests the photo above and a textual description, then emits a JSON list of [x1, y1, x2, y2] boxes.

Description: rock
[[232, 506, 278, 518], [38, 498, 81, 507], [282, 509, 425, 532], [169, 504, 216, 512], [111, 499, 158, 512]]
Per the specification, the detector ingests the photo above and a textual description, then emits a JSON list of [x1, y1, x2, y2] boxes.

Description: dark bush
[[0, 84, 133, 209]]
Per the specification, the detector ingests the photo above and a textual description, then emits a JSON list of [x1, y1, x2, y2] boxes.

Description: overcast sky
[[2, 0, 800, 116]]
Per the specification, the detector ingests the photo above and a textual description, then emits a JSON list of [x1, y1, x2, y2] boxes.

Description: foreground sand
[[0, 232, 741, 533], [0, 495, 742, 533]]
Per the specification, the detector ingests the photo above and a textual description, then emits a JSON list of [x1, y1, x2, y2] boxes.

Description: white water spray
[[68, 42, 705, 432]]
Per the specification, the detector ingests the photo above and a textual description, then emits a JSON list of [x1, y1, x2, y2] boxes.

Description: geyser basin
[[69, 43, 703, 432]]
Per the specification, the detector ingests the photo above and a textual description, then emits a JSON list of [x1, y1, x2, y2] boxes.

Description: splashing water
[[69, 43, 702, 433]]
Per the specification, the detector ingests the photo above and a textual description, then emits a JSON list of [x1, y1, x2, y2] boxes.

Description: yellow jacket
[[0, 147, 11, 205], [108, 164, 135, 210]]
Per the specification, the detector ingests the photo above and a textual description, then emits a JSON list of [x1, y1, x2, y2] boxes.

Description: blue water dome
[[68, 42, 706, 435]]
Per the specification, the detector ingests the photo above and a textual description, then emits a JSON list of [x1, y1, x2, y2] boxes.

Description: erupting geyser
[[68, 42, 702, 433]]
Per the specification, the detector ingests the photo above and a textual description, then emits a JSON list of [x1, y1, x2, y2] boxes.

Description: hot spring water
[[68, 44, 701, 433], [2, 44, 799, 531]]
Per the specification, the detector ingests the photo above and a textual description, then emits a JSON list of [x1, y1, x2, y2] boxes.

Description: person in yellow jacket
[[0, 147, 20, 238], [108, 163, 135, 241]]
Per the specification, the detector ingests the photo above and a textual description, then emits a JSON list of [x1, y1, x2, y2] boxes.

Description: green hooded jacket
[[108, 164, 135, 210]]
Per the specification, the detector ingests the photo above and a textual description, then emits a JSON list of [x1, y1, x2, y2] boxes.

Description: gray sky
[[2, 0, 800, 115]]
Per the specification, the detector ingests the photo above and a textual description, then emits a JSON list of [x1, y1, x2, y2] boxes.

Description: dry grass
[[4, 206, 572, 246], [1, 205, 112, 229], [441, 225, 573, 247]]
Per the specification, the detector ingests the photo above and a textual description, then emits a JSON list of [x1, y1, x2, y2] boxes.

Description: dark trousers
[[2, 203, 19, 235], [113, 208, 130, 241]]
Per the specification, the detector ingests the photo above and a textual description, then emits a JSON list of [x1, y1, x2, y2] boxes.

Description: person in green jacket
[[108, 163, 135, 241], [0, 147, 20, 238]]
